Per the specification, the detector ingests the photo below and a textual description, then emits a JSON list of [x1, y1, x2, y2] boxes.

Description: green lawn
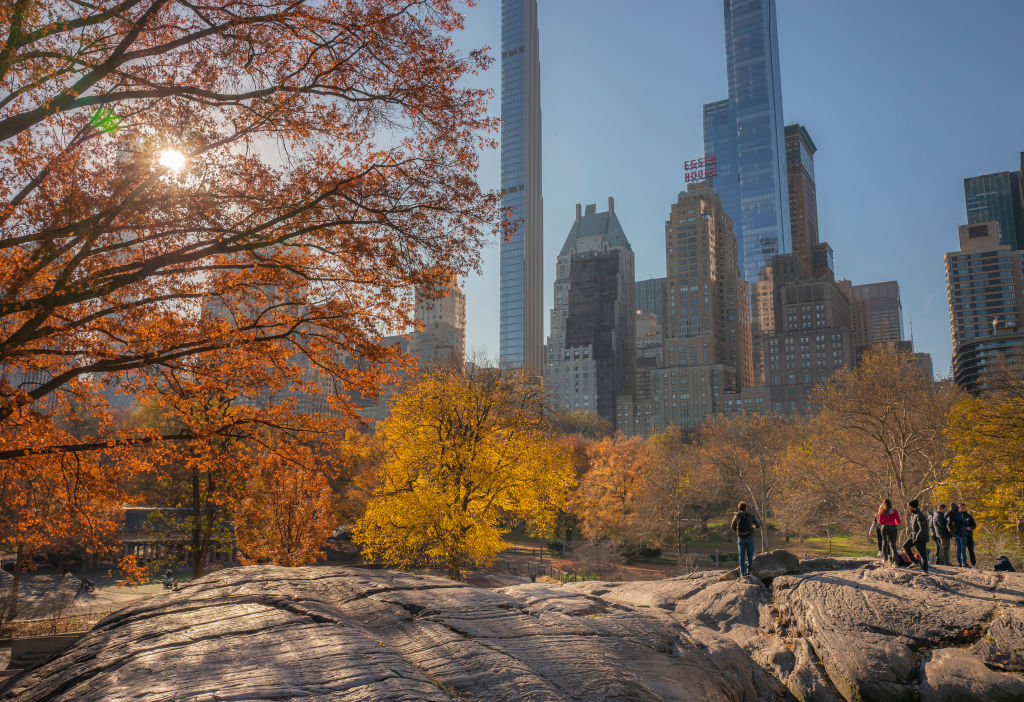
[[800, 534, 877, 558]]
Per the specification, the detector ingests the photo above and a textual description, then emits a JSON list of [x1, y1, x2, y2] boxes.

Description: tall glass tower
[[500, 0, 543, 373], [703, 0, 791, 287]]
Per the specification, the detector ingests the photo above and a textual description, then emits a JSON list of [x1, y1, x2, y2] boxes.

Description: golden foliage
[[353, 367, 575, 579]]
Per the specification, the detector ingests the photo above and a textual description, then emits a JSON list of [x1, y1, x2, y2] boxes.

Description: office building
[[964, 153, 1024, 250], [841, 280, 904, 356], [945, 221, 1024, 394], [703, 0, 791, 287], [544, 199, 635, 427], [619, 183, 752, 435], [410, 277, 467, 368], [762, 255, 855, 414], [635, 277, 666, 324], [499, 0, 543, 374], [785, 124, 819, 274]]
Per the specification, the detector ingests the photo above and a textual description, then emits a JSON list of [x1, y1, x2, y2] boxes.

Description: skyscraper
[[964, 153, 1024, 250], [499, 0, 543, 374], [945, 221, 1024, 394], [840, 280, 905, 356], [618, 183, 753, 435], [410, 276, 467, 368], [703, 0, 791, 287], [635, 277, 666, 324], [544, 199, 635, 427], [784, 124, 819, 274]]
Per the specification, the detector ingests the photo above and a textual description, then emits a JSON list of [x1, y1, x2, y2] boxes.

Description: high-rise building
[[703, 0, 791, 287], [964, 153, 1024, 250], [945, 221, 1024, 394], [635, 277, 666, 324], [618, 183, 752, 435], [544, 199, 635, 427], [760, 255, 854, 414], [785, 124, 819, 275], [499, 0, 543, 374], [841, 280, 904, 356], [410, 276, 467, 368]]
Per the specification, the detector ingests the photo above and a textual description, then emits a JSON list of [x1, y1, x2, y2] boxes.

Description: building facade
[[619, 183, 752, 435], [945, 221, 1024, 394], [544, 199, 635, 427], [964, 153, 1024, 250], [410, 277, 467, 368], [499, 0, 543, 374], [703, 0, 791, 287], [762, 255, 855, 414], [785, 124, 819, 275], [635, 277, 666, 324], [842, 280, 905, 356]]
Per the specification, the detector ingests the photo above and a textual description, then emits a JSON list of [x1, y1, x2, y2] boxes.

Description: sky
[[453, 0, 1024, 375]]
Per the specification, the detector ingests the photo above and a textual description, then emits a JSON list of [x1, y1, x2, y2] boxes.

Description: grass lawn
[[800, 534, 877, 558]]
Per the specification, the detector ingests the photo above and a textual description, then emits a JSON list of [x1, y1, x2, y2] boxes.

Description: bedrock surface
[[3, 557, 1023, 701]]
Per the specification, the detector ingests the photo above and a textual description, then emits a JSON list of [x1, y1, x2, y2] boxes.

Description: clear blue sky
[[455, 0, 1024, 375]]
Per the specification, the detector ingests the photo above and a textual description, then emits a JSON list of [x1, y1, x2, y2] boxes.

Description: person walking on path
[[960, 503, 978, 568], [931, 504, 951, 565], [947, 503, 969, 567], [903, 500, 929, 574], [731, 501, 761, 577], [877, 500, 901, 565], [868, 514, 883, 557]]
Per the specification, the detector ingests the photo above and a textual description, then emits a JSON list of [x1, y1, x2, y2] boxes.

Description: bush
[[637, 545, 662, 559], [546, 540, 566, 553]]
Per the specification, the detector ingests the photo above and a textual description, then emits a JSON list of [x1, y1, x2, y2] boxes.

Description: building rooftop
[[560, 197, 631, 256]]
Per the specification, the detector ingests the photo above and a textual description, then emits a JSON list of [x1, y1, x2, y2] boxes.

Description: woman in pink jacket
[[878, 499, 902, 564]]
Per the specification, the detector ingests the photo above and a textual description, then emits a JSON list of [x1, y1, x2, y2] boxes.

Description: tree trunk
[[4, 544, 22, 622], [191, 468, 202, 579]]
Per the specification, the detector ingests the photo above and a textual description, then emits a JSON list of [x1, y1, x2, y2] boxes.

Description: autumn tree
[[810, 347, 961, 510], [1, 0, 496, 579], [699, 413, 797, 550], [353, 367, 575, 579], [945, 362, 1024, 550]]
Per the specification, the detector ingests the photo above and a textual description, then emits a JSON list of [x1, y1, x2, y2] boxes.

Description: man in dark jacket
[[960, 503, 977, 568], [931, 504, 950, 565], [947, 504, 969, 567], [903, 500, 929, 574], [730, 502, 761, 577]]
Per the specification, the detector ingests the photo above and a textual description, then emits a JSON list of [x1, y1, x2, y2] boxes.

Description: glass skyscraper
[[703, 0, 791, 287], [964, 154, 1024, 250], [500, 0, 543, 373]]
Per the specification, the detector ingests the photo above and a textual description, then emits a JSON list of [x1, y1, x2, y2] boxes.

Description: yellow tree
[[945, 365, 1024, 544], [353, 367, 575, 579]]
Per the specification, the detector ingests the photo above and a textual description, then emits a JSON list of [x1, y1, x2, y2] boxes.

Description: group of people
[[870, 499, 978, 572]]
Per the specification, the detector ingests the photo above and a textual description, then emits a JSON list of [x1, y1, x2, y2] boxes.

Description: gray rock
[[3, 564, 1024, 702], [798, 557, 874, 573], [920, 648, 1024, 702], [750, 550, 802, 579]]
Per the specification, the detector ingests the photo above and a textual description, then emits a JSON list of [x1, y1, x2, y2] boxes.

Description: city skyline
[[455, 0, 1024, 376]]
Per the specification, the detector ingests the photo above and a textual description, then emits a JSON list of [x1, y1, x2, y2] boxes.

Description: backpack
[[735, 511, 754, 537]]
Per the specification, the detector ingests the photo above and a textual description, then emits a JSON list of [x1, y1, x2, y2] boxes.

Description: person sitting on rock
[[931, 504, 950, 566], [902, 500, 929, 574], [730, 501, 760, 577], [877, 499, 901, 565]]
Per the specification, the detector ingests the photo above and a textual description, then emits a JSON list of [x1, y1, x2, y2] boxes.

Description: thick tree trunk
[[4, 544, 22, 622]]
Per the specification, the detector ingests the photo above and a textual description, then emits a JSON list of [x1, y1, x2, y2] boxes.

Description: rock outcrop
[[2, 557, 1023, 701]]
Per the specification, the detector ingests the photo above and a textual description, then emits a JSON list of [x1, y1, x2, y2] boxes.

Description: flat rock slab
[[2, 560, 1023, 702]]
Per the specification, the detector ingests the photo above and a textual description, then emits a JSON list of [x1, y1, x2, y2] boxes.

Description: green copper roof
[[559, 201, 632, 256]]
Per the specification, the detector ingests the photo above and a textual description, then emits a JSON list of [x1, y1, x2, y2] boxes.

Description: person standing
[[947, 503, 969, 567], [960, 503, 977, 568], [868, 514, 883, 557], [877, 499, 901, 565], [903, 500, 929, 574], [931, 504, 951, 565], [730, 501, 761, 577]]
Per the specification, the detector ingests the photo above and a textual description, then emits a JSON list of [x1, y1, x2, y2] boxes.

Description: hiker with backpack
[[902, 500, 929, 574], [877, 499, 901, 565], [730, 501, 761, 577]]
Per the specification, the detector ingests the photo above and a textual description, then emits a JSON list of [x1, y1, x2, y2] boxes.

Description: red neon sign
[[684, 155, 717, 183]]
